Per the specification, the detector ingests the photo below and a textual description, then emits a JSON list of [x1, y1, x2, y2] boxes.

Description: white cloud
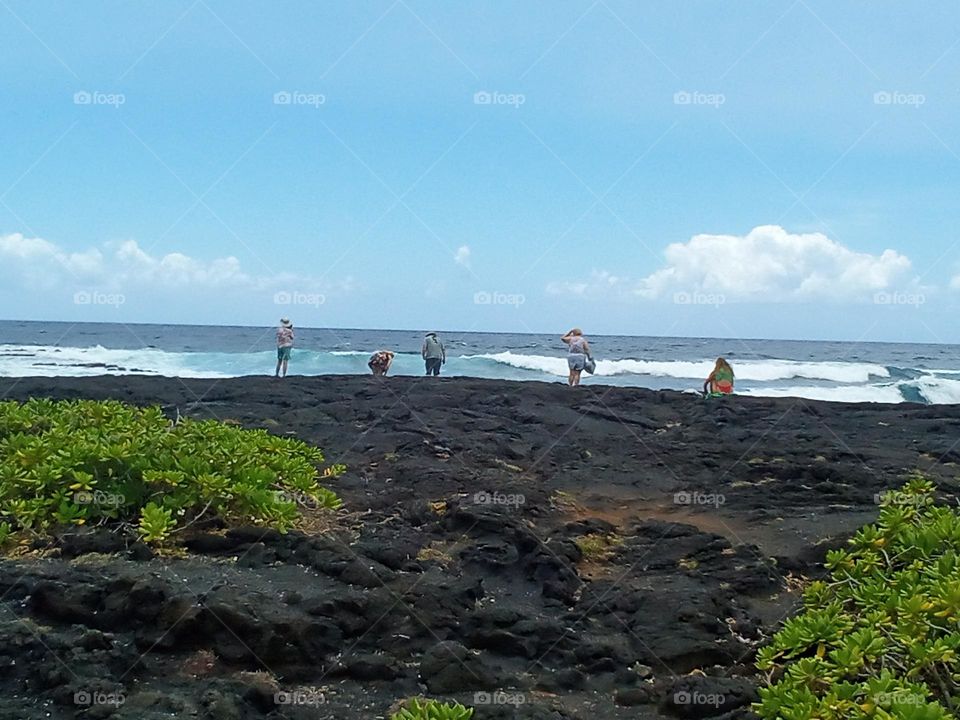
[[639, 226, 911, 300], [109, 239, 252, 287], [0, 233, 345, 295], [0, 233, 104, 284], [951, 274, 960, 291], [547, 270, 623, 296], [454, 245, 471, 267], [549, 226, 914, 302]]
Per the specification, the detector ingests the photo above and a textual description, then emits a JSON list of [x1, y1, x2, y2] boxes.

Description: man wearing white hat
[[275, 318, 294, 378], [421, 332, 446, 376]]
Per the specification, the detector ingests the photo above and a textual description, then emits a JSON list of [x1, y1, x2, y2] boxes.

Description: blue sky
[[2, 0, 960, 343]]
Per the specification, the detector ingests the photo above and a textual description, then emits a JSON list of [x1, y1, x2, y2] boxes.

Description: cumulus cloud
[[454, 245, 471, 268], [637, 225, 911, 300], [0, 233, 344, 295], [110, 239, 252, 287], [0, 233, 104, 284], [549, 226, 914, 302]]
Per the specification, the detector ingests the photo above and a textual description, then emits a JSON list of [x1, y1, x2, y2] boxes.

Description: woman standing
[[561, 328, 592, 387], [275, 318, 294, 378]]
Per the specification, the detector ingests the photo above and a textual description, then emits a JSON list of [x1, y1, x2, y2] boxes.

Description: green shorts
[[277, 346, 292, 361]]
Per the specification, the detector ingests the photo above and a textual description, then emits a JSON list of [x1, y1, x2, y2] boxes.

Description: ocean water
[[2, 320, 960, 405]]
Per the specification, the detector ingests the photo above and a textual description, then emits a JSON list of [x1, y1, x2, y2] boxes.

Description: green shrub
[[575, 532, 622, 561], [0, 398, 343, 543], [390, 698, 474, 720], [755, 475, 959, 719]]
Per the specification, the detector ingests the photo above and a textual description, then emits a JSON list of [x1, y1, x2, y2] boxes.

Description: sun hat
[[280, 318, 292, 327]]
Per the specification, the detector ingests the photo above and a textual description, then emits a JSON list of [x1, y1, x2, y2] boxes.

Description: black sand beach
[[1, 375, 959, 719]]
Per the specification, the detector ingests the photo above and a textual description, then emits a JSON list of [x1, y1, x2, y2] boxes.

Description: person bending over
[[368, 350, 395, 377], [703, 357, 735, 396]]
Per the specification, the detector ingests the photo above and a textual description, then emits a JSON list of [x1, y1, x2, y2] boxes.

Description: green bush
[[390, 698, 474, 720], [0, 398, 343, 543], [755, 475, 960, 719]]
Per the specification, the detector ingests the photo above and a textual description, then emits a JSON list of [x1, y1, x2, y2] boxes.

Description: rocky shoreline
[[1, 375, 958, 720]]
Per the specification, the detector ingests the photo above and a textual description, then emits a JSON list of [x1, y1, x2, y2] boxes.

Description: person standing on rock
[[275, 318, 294, 378], [421, 332, 446, 376], [561, 328, 592, 387]]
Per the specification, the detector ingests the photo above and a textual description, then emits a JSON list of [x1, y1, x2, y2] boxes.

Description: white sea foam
[[741, 384, 906, 404], [468, 352, 890, 383], [911, 376, 960, 405], [0, 344, 229, 378]]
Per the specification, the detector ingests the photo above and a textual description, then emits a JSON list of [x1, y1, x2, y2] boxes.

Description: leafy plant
[[0, 399, 343, 544], [139, 502, 175, 542], [755, 475, 959, 719], [575, 532, 622, 561], [390, 698, 474, 720]]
